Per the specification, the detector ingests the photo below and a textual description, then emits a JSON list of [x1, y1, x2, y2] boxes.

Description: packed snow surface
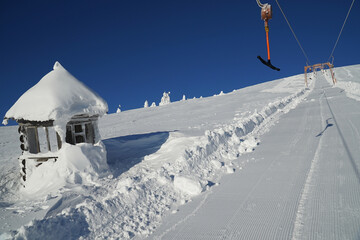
[[0, 64, 359, 239]]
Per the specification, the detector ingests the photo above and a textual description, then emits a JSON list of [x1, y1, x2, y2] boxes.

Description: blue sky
[[1, 0, 359, 122]]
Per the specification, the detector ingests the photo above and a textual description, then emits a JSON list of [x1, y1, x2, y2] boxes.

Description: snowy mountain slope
[[324, 64, 360, 101], [147, 68, 360, 240], [0, 64, 359, 239], [99, 74, 303, 139]]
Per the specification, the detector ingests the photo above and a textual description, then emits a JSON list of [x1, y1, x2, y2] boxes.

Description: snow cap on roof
[[3, 61, 108, 125]]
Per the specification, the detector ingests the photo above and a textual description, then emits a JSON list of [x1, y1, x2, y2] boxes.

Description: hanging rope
[[274, 0, 311, 65], [328, 0, 356, 62]]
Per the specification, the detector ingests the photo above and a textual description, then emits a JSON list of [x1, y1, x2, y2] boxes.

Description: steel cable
[[274, 0, 311, 65], [328, 0, 356, 62], [256, 0, 264, 8]]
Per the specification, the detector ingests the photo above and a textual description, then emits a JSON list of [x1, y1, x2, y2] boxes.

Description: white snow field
[[0, 64, 359, 239]]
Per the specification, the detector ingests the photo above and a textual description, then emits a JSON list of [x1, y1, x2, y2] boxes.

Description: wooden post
[[305, 63, 337, 87], [304, 65, 311, 87], [329, 67, 336, 85], [45, 127, 51, 152], [56, 132, 62, 150], [328, 63, 337, 85]]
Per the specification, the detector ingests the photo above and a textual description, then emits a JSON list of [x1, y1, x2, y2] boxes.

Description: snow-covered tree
[[144, 100, 149, 108], [150, 102, 156, 107], [159, 92, 171, 106], [215, 91, 224, 96], [116, 105, 121, 113], [181, 95, 186, 101]]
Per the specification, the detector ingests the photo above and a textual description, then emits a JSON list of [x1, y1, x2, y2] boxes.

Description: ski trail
[[220, 152, 281, 240], [292, 75, 360, 239], [153, 190, 212, 240], [148, 79, 315, 240], [151, 73, 360, 240], [324, 90, 360, 184], [291, 88, 325, 240]]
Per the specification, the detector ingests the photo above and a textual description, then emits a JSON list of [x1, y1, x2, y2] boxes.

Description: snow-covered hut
[[2, 62, 108, 178]]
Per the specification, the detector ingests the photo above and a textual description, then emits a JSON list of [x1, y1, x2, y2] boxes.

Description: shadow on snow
[[103, 131, 170, 178], [316, 118, 333, 137]]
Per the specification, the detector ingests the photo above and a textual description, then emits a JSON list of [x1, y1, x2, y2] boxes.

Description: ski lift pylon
[[256, 0, 280, 71]]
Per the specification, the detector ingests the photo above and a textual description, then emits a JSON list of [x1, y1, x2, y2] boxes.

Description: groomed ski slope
[[0, 64, 359, 239], [146, 71, 360, 240]]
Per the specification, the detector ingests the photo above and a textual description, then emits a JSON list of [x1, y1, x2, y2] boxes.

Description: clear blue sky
[[1, 0, 359, 121]]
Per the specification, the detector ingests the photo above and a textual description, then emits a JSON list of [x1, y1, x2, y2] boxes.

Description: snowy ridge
[[11, 80, 311, 239]]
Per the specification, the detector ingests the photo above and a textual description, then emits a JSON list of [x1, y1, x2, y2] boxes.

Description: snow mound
[[22, 143, 108, 198], [14, 209, 90, 240], [174, 176, 202, 196], [3, 61, 108, 125]]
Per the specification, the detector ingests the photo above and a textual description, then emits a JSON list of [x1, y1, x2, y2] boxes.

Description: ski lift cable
[[256, 0, 264, 8], [328, 0, 356, 62], [274, 0, 311, 65]]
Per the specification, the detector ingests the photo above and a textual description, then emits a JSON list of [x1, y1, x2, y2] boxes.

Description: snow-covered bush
[[159, 92, 171, 106], [116, 105, 121, 113], [214, 91, 224, 97], [150, 102, 156, 107]]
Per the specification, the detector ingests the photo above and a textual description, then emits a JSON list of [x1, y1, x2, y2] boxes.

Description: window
[[26, 127, 40, 154], [65, 121, 95, 145], [23, 126, 60, 153], [74, 124, 83, 133], [75, 135, 85, 143], [73, 124, 86, 144]]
